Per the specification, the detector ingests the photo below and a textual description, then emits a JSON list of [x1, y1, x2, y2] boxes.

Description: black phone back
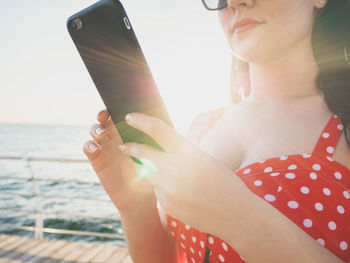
[[67, 0, 173, 160]]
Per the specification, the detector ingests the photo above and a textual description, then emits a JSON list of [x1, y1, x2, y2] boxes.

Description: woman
[[83, 0, 350, 262]]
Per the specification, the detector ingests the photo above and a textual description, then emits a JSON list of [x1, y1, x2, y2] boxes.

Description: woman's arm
[[213, 174, 344, 263], [121, 111, 212, 263], [120, 197, 179, 263]]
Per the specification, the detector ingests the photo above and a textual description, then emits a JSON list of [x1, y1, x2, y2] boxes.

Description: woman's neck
[[247, 36, 320, 106]]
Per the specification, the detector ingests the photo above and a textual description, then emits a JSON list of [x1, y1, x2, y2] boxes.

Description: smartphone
[[67, 0, 174, 165]]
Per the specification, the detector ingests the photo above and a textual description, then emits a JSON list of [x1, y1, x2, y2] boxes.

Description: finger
[[125, 113, 189, 153], [119, 142, 163, 173], [89, 123, 109, 144], [96, 109, 124, 144], [97, 109, 111, 124], [83, 140, 101, 162]]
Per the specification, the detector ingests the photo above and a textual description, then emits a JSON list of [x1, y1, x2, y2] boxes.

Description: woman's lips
[[234, 23, 262, 33]]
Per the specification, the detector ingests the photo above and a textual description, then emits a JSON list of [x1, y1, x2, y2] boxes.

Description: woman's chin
[[232, 48, 260, 63], [231, 44, 275, 65]]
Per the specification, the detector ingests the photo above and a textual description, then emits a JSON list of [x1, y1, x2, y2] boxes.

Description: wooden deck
[[0, 234, 133, 263]]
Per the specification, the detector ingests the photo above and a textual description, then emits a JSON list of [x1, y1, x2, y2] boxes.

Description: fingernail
[[119, 145, 126, 151], [88, 143, 99, 153], [125, 114, 134, 123], [96, 127, 105, 135], [98, 110, 105, 118]]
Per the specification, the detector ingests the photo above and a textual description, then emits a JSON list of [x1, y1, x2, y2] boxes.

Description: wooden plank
[[0, 239, 48, 263], [25, 239, 67, 263], [0, 237, 43, 263], [46, 241, 80, 262], [75, 243, 106, 262], [90, 245, 119, 262], [122, 255, 134, 263], [105, 248, 129, 263], [0, 236, 30, 258], [0, 236, 21, 249], [0, 235, 131, 263], [56, 241, 95, 262], [0, 235, 11, 243]]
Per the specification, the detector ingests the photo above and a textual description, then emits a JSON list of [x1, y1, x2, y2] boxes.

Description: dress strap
[[311, 114, 344, 158], [195, 107, 227, 145]]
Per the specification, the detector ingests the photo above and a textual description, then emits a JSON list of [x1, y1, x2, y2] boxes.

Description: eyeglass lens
[[204, 0, 227, 10]]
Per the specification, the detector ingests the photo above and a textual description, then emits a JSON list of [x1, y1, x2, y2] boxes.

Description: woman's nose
[[227, 0, 254, 10]]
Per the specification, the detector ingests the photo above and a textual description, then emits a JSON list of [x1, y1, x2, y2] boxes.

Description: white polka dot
[[190, 247, 195, 254], [334, 114, 338, 118], [243, 168, 251, 174], [280, 155, 288, 160], [309, 172, 317, 180], [317, 238, 325, 246], [328, 221, 336, 230], [264, 167, 273, 173], [191, 257, 196, 263], [180, 242, 186, 249], [285, 172, 296, 179], [340, 241, 348, 251], [185, 224, 191, 230], [208, 236, 214, 244], [344, 191, 350, 199], [200, 240, 205, 248], [209, 251, 212, 256], [337, 205, 345, 214], [254, 180, 263, 186], [192, 236, 197, 243], [322, 132, 330, 138], [264, 194, 276, 202], [181, 234, 186, 240], [288, 201, 299, 209], [301, 186, 310, 194], [337, 124, 344, 130], [222, 242, 228, 251], [278, 186, 282, 192], [326, 156, 334, 162], [334, 172, 342, 180], [302, 153, 311, 158], [312, 164, 321, 171], [270, 172, 280, 177], [171, 221, 177, 227], [326, 146, 334, 154], [171, 231, 175, 236], [315, 202, 323, 211], [218, 254, 225, 262], [303, 218, 313, 228], [288, 164, 297, 170], [323, 188, 331, 196], [198, 251, 202, 257]]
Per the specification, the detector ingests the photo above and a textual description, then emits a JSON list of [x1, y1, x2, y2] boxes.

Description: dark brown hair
[[230, 0, 350, 148]]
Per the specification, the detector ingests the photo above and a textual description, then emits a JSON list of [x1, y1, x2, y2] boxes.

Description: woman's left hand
[[118, 112, 240, 233]]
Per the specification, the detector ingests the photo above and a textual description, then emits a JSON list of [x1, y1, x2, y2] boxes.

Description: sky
[[0, 0, 232, 135]]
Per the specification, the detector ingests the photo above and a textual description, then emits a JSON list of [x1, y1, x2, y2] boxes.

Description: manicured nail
[[119, 145, 126, 151], [125, 114, 134, 123], [88, 143, 99, 153], [96, 127, 105, 135]]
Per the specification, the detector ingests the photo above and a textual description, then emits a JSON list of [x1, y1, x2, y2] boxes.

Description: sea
[[0, 123, 126, 247]]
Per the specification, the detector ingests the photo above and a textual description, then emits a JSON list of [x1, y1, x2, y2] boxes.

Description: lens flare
[[136, 158, 158, 179]]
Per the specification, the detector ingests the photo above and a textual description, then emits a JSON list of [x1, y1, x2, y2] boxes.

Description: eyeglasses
[[201, 0, 227, 11]]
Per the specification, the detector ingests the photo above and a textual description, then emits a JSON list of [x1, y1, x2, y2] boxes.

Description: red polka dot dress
[[166, 109, 350, 263]]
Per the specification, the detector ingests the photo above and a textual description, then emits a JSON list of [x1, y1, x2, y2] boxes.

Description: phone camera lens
[[70, 17, 83, 31]]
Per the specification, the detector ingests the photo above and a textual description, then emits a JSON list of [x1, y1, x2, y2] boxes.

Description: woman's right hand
[[83, 109, 155, 214]]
